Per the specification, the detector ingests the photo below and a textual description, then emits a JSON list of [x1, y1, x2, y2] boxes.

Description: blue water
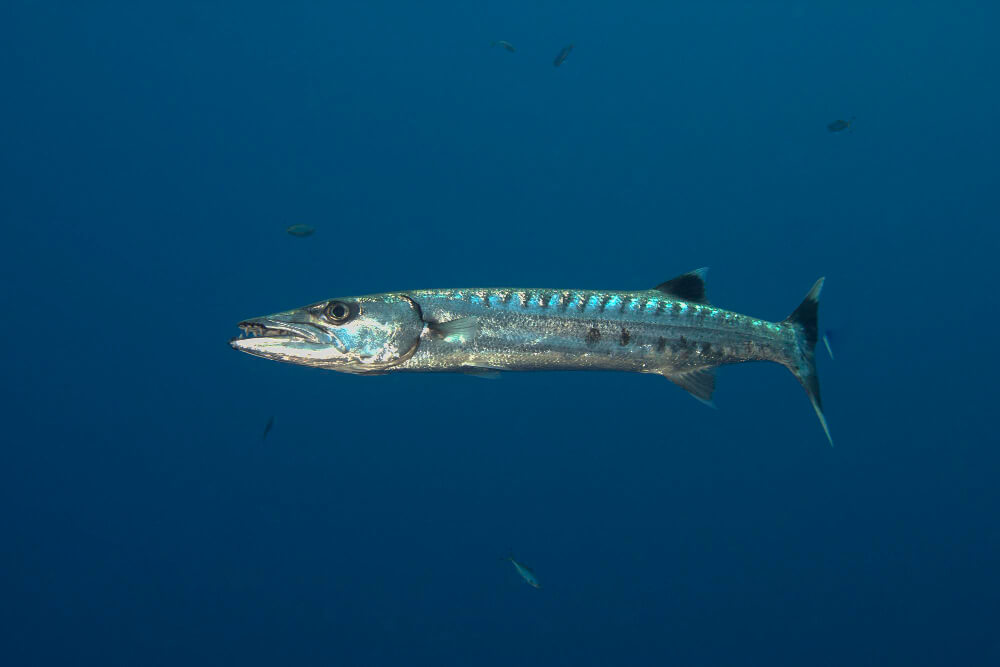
[[3, 2, 998, 665]]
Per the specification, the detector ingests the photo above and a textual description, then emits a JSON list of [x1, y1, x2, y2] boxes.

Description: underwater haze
[[2, 1, 999, 665]]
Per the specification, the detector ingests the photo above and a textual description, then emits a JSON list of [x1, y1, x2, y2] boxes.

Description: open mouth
[[230, 318, 324, 345]]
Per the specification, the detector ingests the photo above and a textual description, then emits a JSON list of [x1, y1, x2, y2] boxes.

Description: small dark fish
[[827, 117, 854, 133], [553, 43, 574, 67], [491, 40, 516, 53], [286, 224, 315, 237], [262, 415, 274, 440], [504, 553, 540, 588], [822, 325, 850, 360]]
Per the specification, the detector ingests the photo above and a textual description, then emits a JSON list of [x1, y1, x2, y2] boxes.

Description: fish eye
[[325, 301, 354, 324]]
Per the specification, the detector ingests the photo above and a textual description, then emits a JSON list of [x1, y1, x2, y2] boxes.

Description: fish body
[[492, 40, 516, 52], [827, 118, 854, 132], [553, 43, 574, 66], [286, 224, 315, 237], [506, 555, 540, 588], [822, 332, 835, 360], [262, 415, 274, 440], [230, 270, 831, 444]]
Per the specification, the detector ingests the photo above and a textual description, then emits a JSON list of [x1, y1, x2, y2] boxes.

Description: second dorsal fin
[[654, 268, 709, 304]]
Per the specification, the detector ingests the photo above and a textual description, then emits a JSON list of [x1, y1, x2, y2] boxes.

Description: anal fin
[[664, 368, 717, 407]]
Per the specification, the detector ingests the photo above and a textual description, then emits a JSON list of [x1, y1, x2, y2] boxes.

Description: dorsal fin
[[654, 268, 709, 304]]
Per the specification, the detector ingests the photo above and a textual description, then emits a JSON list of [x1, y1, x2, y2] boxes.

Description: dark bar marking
[[620, 328, 631, 346], [558, 291, 571, 310], [585, 326, 601, 345], [656, 337, 667, 352]]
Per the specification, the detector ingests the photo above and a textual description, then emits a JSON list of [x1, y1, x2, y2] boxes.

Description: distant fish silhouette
[[822, 325, 849, 360], [262, 415, 275, 441], [553, 43, 574, 67], [491, 40, 516, 53], [822, 332, 835, 360], [286, 224, 315, 237], [827, 117, 855, 133], [504, 552, 541, 589]]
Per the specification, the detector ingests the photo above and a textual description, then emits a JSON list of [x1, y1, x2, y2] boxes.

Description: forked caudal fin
[[782, 277, 833, 446]]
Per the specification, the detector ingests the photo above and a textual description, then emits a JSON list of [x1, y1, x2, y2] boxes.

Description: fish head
[[230, 293, 425, 372]]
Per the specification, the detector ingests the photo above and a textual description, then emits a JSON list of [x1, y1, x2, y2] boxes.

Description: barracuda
[[230, 269, 832, 445]]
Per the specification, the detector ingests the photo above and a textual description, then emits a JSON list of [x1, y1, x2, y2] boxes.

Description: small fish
[[286, 224, 315, 237], [505, 553, 541, 588], [262, 415, 275, 440], [230, 269, 832, 445], [491, 40, 516, 53], [553, 43, 574, 67], [827, 117, 855, 133], [822, 332, 835, 360]]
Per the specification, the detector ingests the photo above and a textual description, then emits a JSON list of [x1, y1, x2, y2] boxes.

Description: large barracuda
[[230, 270, 832, 445]]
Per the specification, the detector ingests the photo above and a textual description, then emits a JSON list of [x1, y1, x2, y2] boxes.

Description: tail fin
[[782, 278, 833, 446]]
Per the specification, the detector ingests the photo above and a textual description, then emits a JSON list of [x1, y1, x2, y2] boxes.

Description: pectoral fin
[[427, 316, 480, 343]]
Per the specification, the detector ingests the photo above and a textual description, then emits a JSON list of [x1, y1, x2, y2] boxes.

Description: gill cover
[[326, 294, 425, 372]]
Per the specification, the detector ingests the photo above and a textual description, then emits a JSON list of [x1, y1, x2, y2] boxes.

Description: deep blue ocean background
[[2, 2, 999, 665]]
